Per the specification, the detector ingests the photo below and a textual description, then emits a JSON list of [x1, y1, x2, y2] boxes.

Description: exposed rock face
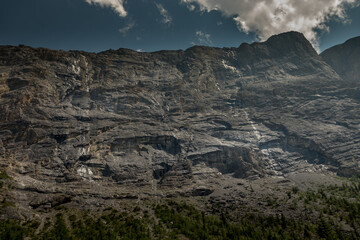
[[1, 31, 360, 212], [321, 36, 360, 82]]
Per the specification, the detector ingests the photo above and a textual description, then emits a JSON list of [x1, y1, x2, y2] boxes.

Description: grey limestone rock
[[0, 31, 360, 212]]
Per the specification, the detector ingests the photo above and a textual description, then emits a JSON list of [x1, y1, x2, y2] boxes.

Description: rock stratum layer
[[0, 31, 360, 215]]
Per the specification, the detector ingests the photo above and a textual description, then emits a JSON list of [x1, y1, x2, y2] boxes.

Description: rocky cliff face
[[321, 36, 360, 82], [1, 31, 360, 216]]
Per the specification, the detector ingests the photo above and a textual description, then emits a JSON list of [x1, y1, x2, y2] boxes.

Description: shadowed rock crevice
[[110, 136, 181, 155], [6, 78, 29, 90], [189, 146, 264, 179]]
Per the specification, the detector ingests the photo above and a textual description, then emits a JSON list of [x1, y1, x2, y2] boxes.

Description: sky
[[0, 0, 359, 53]]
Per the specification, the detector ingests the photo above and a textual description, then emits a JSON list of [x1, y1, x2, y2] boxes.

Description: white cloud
[[85, 0, 127, 17], [182, 0, 359, 48], [155, 3, 173, 25], [185, 3, 196, 11], [196, 30, 213, 45], [119, 21, 135, 35]]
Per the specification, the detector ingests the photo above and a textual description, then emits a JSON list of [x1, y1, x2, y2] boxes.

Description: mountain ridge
[[0, 31, 327, 54], [321, 35, 360, 82]]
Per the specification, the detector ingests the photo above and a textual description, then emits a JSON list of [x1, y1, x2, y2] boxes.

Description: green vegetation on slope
[[2, 178, 360, 239]]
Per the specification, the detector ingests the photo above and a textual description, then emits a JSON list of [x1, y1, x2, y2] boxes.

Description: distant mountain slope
[[321, 36, 360, 82], [1, 31, 360, 218]]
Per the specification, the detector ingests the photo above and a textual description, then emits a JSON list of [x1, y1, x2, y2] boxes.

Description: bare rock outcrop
[[1, 31, 360, 212]]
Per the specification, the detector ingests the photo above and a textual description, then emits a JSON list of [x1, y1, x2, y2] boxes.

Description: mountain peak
[[344, 35, 360, 45], [263, 31, 317, 56], [237, 31, 318, 60], [266, 31, 307, 42]]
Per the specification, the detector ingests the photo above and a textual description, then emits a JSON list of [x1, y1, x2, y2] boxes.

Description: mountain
[[1, 31, 360, 222], [321, 36, 360, 82]]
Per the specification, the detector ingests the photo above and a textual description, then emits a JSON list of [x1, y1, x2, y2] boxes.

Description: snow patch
[[215, 82, 221, 91], [226, 51, 236, 59], [71, 59, 81, 75], [242, 110, 283, 177], [222, 59, 242, 78], [79, 146, 90, 156], [77, 165, 93, 180], [242, 110, 261, 140], [222, 60, 238, 73], [261, 148, 282, 176]]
